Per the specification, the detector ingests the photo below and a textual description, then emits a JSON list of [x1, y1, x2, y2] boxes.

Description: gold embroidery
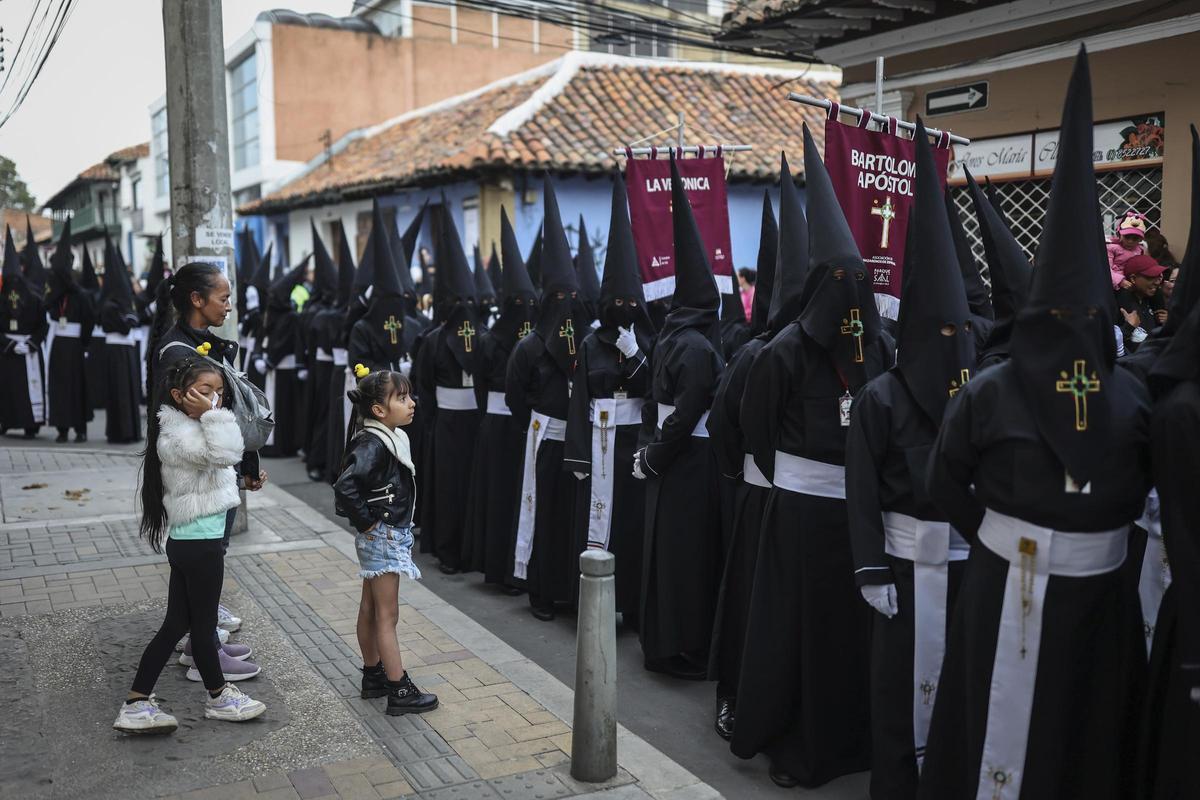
[[1018, 536, 1037, 659], [948, 368, 971, 397], [870, 196, 897, 249], [517, 321, 532, 339], [1054, 360, 1100, 431], [559, 319, 576, 355], [839, 308, 865, 363], [382, 315, 402, 345], [457, 320, 475, 352]]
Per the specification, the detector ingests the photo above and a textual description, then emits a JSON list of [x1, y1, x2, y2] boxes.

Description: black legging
[[131, 537, 225, 693]]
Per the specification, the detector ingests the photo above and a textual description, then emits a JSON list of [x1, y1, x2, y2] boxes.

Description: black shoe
[[385, 672, 438, 715], [55, 430, 68, 443], [499, 585, 523, 597], [75, 432, 87, 443], [769, 765, 800, 789], [438, 562, 459, 575], [530, 605, 555, 622], [361, 662, 387, 699], [23, 428, 37, 439], [715, 697, 735, 740], [307, 469, 323, 482], [645, 656, 707, 681]]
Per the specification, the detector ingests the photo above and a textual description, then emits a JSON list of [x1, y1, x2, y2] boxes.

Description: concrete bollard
[[571, 549, 618, 782]]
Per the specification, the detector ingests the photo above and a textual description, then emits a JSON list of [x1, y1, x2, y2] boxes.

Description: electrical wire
[[0, 0, 79, 131]]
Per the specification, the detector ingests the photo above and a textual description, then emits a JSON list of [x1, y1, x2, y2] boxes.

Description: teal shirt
[[169, 511, 227, 541]]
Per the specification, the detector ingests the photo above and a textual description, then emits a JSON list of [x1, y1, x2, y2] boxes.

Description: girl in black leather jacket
[[333, 367, 437, 716]]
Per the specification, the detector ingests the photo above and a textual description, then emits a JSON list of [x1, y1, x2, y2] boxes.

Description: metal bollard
[[571, 549, 618, 782]]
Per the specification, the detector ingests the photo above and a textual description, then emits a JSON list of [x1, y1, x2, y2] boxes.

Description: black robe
[[46, 291, 95, 433], [563, 329, 651, 619], [639, 327, 723, 663], [845, 371, 965, 799], [302, 305, 336, 477], [918, 361, 1151, 800], [99, 300, 143, 443], [84, 288, 107, 413], [705, 336, 769, 698], [730, 322, 889, 787], [505, 331, 575, 609], [461, 328, 524, 584], [324, 308, 353, 482], [0, 294, 48, 433], [260, 307, 305, 457]]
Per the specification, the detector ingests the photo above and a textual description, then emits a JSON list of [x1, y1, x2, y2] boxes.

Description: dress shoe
[[75, 432, 87, 443], [769, 765, 800, 789], [55, 430, 68, 443], [500, 585, 523, 596], [530, 605, 555, 622], [23, 428, 37, 439], [307, 468, 323, 482], [645, 656, 707, 681], [438, 563, 459, 575], [714, 697, 735, 740]]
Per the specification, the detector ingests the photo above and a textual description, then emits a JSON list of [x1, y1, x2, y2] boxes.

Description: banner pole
[[786, 93, 972, 146], [677, 111, 685, 150], [611, 144, 754, 158], [875, 57, 884, 115]]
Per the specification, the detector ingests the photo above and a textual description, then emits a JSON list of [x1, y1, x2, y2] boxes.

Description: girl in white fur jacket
[[114, 355, 267, 734]]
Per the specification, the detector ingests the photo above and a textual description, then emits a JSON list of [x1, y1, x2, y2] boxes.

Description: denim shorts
[[355, 524, 421, 581]]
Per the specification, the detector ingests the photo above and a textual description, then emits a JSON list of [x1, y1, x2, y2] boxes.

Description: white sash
[[486, 391, 510, 416], [656, 402, 709, 437], [436, 386, 477, 411], [244, 336, 259, 372], [51, 321, 82, 338], [974, 509, 1128, 800], [584, 398, 641, 551], [513, 412, 566, 580], [772, 451, 845, 499], [332, 347, 349, 367], [275, 354, 297, 370], [104, 331, 137, 346], [883, 511, 970, 766], [1136, 490, 1170, 657], [9, 334, 45, 423], [316, 347, 334, 363], [743, 453, 770, 488]]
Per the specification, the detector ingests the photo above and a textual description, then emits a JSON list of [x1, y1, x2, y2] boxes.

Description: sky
[[0, 0, 349, 203]]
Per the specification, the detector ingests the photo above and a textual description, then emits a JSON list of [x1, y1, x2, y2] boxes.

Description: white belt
[[104, 331, 137, 346], [592, 397, 642, 427], [316, 347, 334, 363], [52, 321, 82, 338], [771, 451, 845, 499], [275, 354, 297, 370], [9, 333, 45, 424], [436, 386, 478, 411], [333, 347, 349, 367], [656, 402, 710, 437], [486, 391, 510, 416], [883, 511, 969, 764], [513, 412, 568, 580], [975, 508, 1128, 800], [743, 453, 770, 488]]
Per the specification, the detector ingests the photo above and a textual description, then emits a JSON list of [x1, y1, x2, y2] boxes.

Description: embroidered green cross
[[948, 368, 971, 397], [457, 320, 475, 352], [839, 308, 865, 363], [382, 315, 402, 345], [559, 318, 576, 355]]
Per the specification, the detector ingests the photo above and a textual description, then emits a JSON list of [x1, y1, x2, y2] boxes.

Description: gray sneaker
[[204, 684, 265, 722], [185, 649, 261, 682], [113, 695, 178, 734]]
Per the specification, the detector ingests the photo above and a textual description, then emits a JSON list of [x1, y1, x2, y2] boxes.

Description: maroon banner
[[625, 154, 733, 302], [823, 109, 950, 319]]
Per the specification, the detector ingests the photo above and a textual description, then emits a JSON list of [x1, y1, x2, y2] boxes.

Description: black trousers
[[131, 537, 226, 693]]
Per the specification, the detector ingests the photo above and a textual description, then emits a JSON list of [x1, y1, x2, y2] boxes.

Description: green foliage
[[0, 155, 36, 210]]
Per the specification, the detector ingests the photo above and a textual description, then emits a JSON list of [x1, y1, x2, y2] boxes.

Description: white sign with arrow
[[926, 82, 988, 117]]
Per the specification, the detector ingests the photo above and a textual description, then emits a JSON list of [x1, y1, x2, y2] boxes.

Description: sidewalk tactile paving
[[489, 770, 573, 799]]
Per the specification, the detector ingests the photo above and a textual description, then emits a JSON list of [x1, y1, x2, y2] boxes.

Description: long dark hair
[[139, 355, 224, 553], [341, 369, 412, 462], [146, 262, 224, 390]]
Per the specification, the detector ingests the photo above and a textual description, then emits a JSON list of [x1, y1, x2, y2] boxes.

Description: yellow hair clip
[[353, 363, 370, 379], [196, 342, 212, 356]]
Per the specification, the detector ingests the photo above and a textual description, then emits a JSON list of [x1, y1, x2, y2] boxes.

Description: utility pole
[[162, 0, 237, 343]]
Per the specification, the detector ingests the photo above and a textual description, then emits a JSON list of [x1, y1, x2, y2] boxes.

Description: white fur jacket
[[158, 406, 244, 528]]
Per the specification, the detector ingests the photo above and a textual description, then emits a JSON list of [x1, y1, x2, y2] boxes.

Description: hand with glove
[[12, 341, 30, 356], [632, 448, 647, 480], [297, 368, 309, 382], [860, 583, 898, 618], [254, 358, 268, 374], [573, 471, 587, 481], [615, 325, 639, 358], [399, 358, 413, 377]]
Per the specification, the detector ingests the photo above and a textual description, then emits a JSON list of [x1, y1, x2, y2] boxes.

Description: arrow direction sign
[[926, 82, 989, 117]]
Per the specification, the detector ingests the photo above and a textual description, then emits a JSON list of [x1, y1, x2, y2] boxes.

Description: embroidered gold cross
[[517, 321, 532, 339], [382, 314, 402, 345], [948, 368, 971, 397], [6, 289, 19, 311], [870, 196, 897, 249], [457, 320, 475, 352], [1054, 359, 1101, 431], [559, 318, 576, 355], [839, 308, 865, 363], [919, 678, 936, 706]]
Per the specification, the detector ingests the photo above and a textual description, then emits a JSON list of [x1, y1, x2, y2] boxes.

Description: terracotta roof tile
[[107, 142, 150, 163], [242, 53, 837, 215], [77, 160, 119, 182], [3, 209, 54, 246]]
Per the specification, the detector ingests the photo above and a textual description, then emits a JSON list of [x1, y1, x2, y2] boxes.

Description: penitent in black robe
[[563, 329, 651, 620], [639, 327, 723, 664], [845, 371, 966, 799], [46, 291, 95, 434], [0, 293, 49, 434], [302, 305, 337, 478], [730, 323, 889, 787], [918, 361, 1151, 800], [260, 307, 305, 458], [99, 300, 143, 443]]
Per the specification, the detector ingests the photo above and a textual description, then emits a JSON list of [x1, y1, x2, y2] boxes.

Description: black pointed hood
[[797, 123, 881, 385], [536, 175, 582, 373], [235, 230, 259, 320], [574, 215, 601, 325], [491, 208, 539, 350], [599, 170, 652, 336], [22, 216, 47, 292], [250, 241, 273, 306], [102, 234, 135, 312], [2, 226, 22, 288], [309, 221, 338, 304], [500, 207, 537, 301], [147, 236, 167, 296], [767, 152, 808, 335], [945, 188, 993, 320], [965, 167, 1031, 325], [660, 156, 721, 354], [388, 204, 423, 299], [748, 188, 777, 337], [473, 244, 497, 304], [334, 220, 356, 308], [81, 244, 100, 292], [435, 202, 477, 304], [984, 178, 1009, 224], [526, 228, 543, 293], [487, 244, 502, 302], [268, 255, 309, 310], [362, 200, 414, 362], [2, 227, 36, 332], [895, 117, 977, 425], [45, 219, 74, 304], [1009, 46, 1113, 484], [365, 200, 404, 299]]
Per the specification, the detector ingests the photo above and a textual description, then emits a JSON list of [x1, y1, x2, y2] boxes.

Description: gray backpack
[[159, 341, 275, 451]]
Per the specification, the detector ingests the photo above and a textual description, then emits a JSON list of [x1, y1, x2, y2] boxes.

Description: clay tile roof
[[107, 142, 150, 163], [2, 209, 54, 247], [241, 52, 839, 215], [78, 160, 119, 182]]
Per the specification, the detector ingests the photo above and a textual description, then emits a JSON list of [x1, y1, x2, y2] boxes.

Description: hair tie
[[353, 363, 370, 379]]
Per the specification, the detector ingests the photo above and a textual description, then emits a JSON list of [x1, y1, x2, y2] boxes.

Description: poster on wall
[[625, 154, 733, 301], [823, 107, 951, 320]]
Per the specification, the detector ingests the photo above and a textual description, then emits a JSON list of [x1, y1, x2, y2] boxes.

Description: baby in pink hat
[[1106, 210, 1149, 290]]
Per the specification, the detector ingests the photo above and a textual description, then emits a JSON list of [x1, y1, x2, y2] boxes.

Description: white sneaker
[[204, 684, 266, 722], [217, 604, 242, 633], [113, 695, 178, 734], [175, 628, 229, 652], [186, 650, 261, 682]]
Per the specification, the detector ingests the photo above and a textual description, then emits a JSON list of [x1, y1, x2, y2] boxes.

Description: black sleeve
[[563, 342, 592, 474], [413, 329, 439, 416], [739, 337, 789, 483], [643, 341, 718, 475], [348, 321, 375, 372], [332, 438, 377, 533], [79, 293, 96, 346], [926, 388, 985, 539], [504, 339, 534, 429], [845, 385, 894, 587], [707, 347, 754, 479]]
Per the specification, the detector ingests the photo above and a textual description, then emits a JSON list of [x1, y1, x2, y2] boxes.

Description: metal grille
[[949, 167, 1164, 285]]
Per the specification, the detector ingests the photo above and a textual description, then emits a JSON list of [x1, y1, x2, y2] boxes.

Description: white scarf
[[363, 419, 415, 476]]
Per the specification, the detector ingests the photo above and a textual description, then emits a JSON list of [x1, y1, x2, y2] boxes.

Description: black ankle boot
[[55, 429, 68, 443], [385, 672, 438, 716], [360, 662, 387, 699], [714, 696, 735, 740]]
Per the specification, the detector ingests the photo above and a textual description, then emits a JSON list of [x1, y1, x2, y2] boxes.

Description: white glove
[[399, 358, 413, 377], [615, 325, 639, 358], [254, 358, 268, 374], [632, 449, 647, 480], [573, 471, 587, 481], [861, 583, 898, 618], [12, 341, 30, 355], [297, 368, 309, 382]]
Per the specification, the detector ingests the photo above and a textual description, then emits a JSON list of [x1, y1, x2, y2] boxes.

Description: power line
[[0, 0, 79, 132]]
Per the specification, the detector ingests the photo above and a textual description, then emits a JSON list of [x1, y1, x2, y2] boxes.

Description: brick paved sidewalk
[[0, 447, 719, 800]]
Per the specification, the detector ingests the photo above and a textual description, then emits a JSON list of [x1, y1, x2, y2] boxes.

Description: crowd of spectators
[[1109, 210, 1180, 353]]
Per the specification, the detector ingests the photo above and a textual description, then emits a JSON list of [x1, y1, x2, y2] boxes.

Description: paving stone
[[415, 781, 501, 800], [401, 756, 478, 791], [288, 767, 337, 800], [488, 770, 572, 799], [254, 773, 295, 792]]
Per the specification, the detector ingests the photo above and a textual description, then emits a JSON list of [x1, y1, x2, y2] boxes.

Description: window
[[230, 52, 260, 170], [587, 7, 673, 57], [153, 108, 169, 198], [131, 178, 140, 211]]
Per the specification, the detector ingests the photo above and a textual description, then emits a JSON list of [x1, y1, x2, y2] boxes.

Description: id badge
[[462, 371, 474, 388], [614, 390, 628, 400], [839, 391, 853, 427], [8, 320, 17, 332]]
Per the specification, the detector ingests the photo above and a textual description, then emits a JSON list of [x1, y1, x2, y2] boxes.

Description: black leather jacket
[[333, 431, 416, 533]]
